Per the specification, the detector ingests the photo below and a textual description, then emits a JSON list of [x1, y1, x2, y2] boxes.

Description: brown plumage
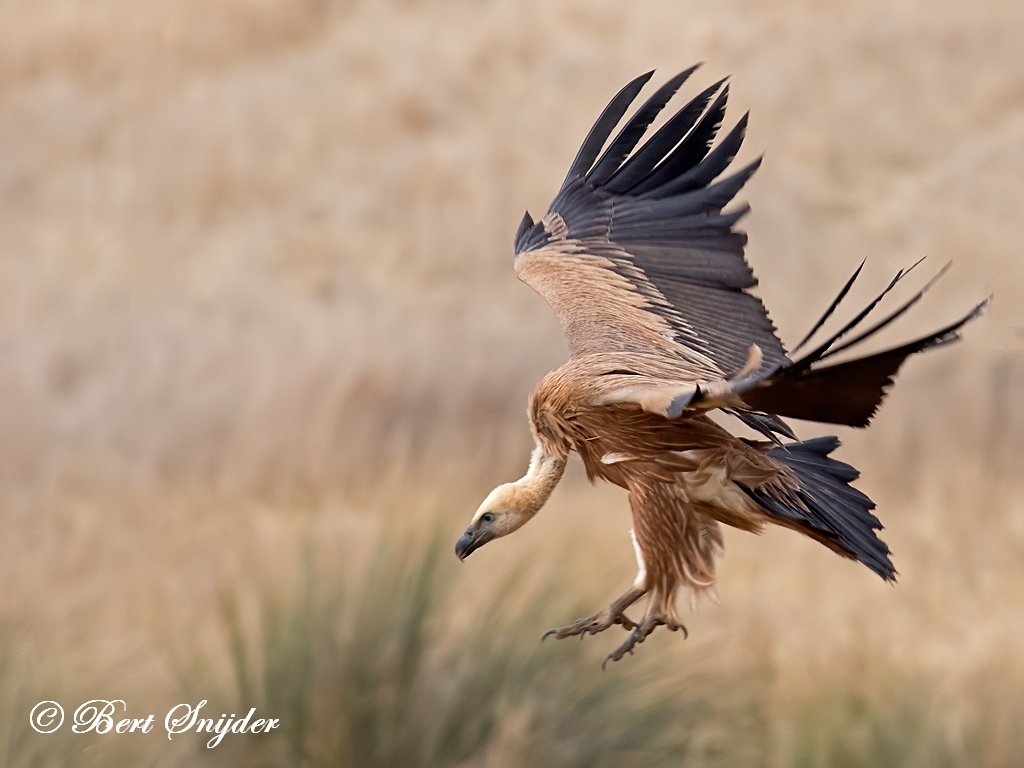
[[454, 68, 987, 666]]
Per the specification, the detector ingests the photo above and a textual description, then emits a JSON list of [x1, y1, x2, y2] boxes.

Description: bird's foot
[[542, 607, 636, 641], [601, 612, 687, 670], [542, 586, 646, 641]]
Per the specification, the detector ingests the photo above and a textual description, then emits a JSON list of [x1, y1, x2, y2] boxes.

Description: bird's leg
[[600, 598, 688, 669], [542, 586, 646, 641]]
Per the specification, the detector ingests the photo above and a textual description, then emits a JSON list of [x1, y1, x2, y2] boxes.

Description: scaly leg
[[601, 606, 687, 670], [544, 529, 650, 641], [542, 585, 646, 641]]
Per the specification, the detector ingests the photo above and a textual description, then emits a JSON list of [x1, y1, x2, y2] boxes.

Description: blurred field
[[1, 0, 1023, 765]]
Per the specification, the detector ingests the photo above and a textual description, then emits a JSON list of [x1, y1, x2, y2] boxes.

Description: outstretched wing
[[514, 68, 788, 385]]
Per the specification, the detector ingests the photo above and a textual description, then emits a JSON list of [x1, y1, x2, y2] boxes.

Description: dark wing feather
[[624, 84, 731, 196], [516, 70, 986, 420], [560, 71, 654, 190], [516, 70, 787, 379], [603, 78, 725, 195], [742, 298, 989, 427], [586, 65, 701, 186], [792, 259, 865, 353]]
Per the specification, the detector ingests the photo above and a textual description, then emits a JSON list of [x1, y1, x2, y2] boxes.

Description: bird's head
[[455, 482, 533, 561], [455, 447, 567, 561]]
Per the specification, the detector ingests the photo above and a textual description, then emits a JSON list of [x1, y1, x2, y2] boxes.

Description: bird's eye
[[480, 512, 495, 524]]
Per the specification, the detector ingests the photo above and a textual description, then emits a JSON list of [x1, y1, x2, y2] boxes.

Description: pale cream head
[[455, 447, 567, 560]]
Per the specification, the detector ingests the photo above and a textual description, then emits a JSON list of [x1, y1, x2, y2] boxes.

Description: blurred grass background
[[0, 0, 1022, 765]]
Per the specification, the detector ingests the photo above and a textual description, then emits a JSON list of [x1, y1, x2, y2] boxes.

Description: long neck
[[513, 446, 567, 516]]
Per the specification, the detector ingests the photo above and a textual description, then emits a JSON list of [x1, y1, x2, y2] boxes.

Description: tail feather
[[740, 437, 895, 581]]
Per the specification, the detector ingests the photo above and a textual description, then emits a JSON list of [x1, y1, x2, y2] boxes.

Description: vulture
[[454, 67, 986, 667]]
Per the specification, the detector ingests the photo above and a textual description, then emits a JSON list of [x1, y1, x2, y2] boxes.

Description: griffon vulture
[[455, 67, 986, 667]]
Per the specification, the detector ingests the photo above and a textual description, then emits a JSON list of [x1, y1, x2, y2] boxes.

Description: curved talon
[[600, 613, 688, 668], [602, 627, 641, 669], [545, 588, 646, 647], [602, 630, 639, 670], [660, 617, 688, 638], [543, 611, 636, 642], [541, 628, 557, 642]]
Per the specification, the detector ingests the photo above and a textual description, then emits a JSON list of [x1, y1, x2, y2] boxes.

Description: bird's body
[[455, 67, 986, 665], [528, 364, 870, 651]]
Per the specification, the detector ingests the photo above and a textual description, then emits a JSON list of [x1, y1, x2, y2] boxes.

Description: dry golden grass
[[1, 0, 1023, 765]]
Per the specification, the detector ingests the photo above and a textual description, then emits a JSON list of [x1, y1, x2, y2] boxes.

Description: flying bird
[[454, 67, 986, 667]]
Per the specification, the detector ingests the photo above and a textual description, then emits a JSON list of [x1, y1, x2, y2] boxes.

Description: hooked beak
[[455, 526, 493, 561]]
